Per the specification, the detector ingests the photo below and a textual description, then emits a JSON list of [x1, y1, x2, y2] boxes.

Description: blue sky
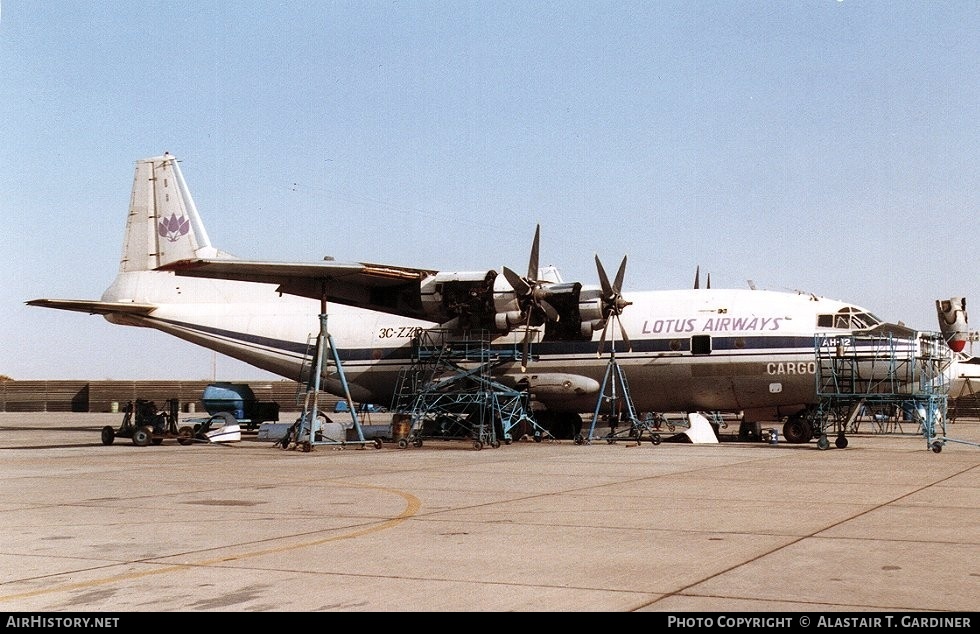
[[1, 1, 977, 380]]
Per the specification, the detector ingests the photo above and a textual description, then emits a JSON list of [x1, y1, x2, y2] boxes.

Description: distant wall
[[3, 379, 977, 421], [0, 380, 311, 413]]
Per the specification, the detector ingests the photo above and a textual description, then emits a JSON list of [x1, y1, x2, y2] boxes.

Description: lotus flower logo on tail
[[159, 213, 190, 242]]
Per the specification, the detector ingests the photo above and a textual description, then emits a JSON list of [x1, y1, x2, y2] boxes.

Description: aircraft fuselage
[[104, 269, 866, 421]]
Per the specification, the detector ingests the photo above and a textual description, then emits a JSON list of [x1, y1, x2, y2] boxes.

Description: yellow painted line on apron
[[0, 483, 421, 603]]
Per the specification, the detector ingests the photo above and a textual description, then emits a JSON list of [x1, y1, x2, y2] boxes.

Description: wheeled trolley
[[101, 398, 181, 447]]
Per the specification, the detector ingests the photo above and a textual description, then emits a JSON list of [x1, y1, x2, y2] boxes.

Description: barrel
[[391, 416, 411, 440]]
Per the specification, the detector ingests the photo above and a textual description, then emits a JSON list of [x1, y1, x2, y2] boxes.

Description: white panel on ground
[[683, 412, 719, 444]]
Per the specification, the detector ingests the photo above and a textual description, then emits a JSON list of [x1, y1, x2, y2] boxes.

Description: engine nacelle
[[420, 269, 612, 344], [937, 297, 969, 353], [419, 270, 498, 329], [581, 319, 604, 338], [577, 289, 604, 323], [495, 310, 524, 330]]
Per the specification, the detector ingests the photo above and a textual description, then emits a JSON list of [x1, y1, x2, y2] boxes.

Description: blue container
[[201, 383, 255, 420]]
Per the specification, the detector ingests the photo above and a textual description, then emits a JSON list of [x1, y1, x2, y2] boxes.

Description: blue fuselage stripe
[[155, 317, 828, 363]]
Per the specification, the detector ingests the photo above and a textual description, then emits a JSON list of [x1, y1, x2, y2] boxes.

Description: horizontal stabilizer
[[25, 299, 156, 316]]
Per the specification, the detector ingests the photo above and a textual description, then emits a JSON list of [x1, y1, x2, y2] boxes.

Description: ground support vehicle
[[100, 399, 181, 446]]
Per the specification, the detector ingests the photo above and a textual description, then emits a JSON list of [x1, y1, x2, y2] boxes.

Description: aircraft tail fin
[[119, 153, 225, 273]]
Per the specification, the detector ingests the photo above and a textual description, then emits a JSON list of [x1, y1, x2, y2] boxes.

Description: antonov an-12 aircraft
[[27, 154, 964, 444]]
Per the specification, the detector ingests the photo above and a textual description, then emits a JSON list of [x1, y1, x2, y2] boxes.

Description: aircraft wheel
[[397, 438, 409, 449], [801, 421, 815, 442], [132, 426, 152, 447], [177, 426, 194, 445], [650, 434, 662, 445], [301, 440, 312, 453], [574, 433, 584, 445], [932, 441, 943, 454], [374, 438, 383, 449], [412, 438, 423, 448], [817, 435, 830, 450], [782, 418, 811, 444], [101, 426, 115, 445], [473, 441, 483, 451], [835, 434, 848, 449], [491, 439, 501, 449]]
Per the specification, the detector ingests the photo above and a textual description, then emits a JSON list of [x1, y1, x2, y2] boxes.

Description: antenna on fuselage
[[694, 265, 711, 290]]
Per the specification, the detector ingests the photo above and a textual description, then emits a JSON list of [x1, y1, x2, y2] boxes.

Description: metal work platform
[[391, 329, 543, 450], [812, 331, 976, 452]]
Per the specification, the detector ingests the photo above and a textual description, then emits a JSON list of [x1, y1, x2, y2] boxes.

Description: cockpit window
[[818, 307, 883, 330], [849, 311, 882, 329]]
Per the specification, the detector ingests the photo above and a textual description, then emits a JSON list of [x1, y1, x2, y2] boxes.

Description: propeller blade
[[595, 253, 631, 357], [527, 225, 540, 280], [538, 298, 560, 322], [597, 320, 609, 357], [521, 314, 532, 372], [502, 266, 530, 296], [613, 255, 627, 294], [595, 254, 612, 295], [617, 315, 632, 352], [509, 224, 558, 372]]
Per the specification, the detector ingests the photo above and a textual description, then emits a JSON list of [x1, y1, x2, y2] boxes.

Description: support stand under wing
[[578, 349, 662, 445], [286, 311, 382, 453]]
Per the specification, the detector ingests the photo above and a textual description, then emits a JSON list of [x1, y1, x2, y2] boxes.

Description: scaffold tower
[[390, 328, 543, 450], [812, 331, 967, 452]]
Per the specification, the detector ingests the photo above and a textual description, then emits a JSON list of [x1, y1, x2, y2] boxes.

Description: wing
[[159, 258, 438, 320], [25, 299, 157, 316]]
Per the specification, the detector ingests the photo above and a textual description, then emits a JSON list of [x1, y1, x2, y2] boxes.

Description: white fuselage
[[102, 268, 874, 420]]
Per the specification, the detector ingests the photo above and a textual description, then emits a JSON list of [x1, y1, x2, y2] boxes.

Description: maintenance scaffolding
[[390, 329, 545, 450], [812, 331, 975, 452]]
